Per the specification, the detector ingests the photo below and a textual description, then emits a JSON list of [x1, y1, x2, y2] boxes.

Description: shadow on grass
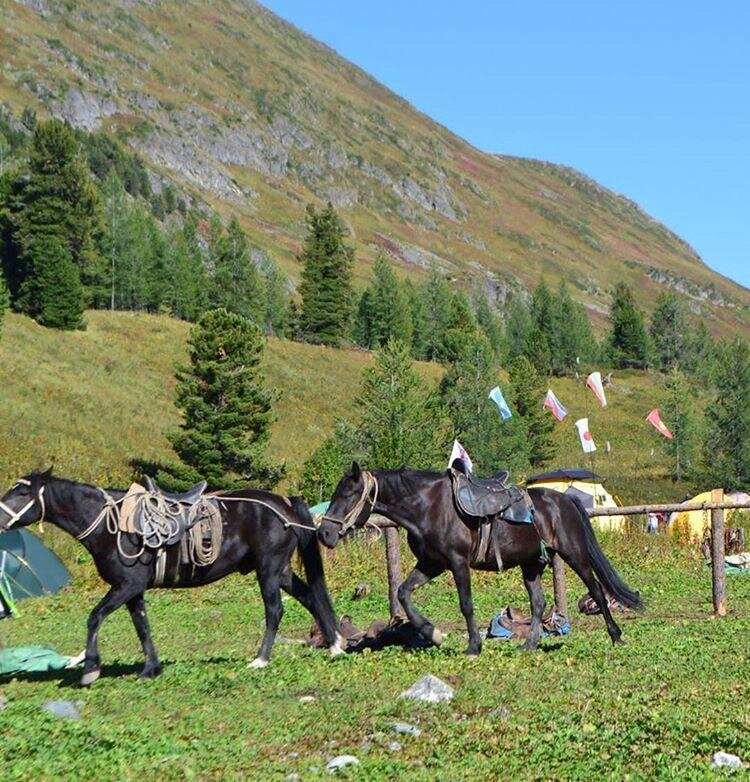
[[1, 659, 178, 687]]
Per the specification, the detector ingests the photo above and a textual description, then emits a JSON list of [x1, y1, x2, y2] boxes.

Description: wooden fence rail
[[372, 495, 750, 621]]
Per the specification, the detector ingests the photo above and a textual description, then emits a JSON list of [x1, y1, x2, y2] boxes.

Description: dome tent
[[668, 490, 750, 542], [526, 468, 625, 532]]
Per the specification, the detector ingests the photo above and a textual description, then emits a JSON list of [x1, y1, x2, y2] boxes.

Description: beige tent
[[526, 469, 625, 532], [668, 490, 750, 542]]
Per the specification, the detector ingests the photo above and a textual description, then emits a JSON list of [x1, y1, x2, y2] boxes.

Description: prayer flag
[[646, 409, 673, 439], [488, 386, 512, 420], [574, 418, 597, 453], [448, 439, 473, 472], [586, 371, 607, 407], [543, 389, 568, 422]]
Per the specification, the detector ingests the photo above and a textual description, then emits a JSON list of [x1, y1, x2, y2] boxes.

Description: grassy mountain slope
[[0, 310, 692, 504], [1, 0, 748, 335]]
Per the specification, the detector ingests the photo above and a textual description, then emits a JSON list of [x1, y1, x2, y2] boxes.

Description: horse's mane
[[377, 466, 445, 495]]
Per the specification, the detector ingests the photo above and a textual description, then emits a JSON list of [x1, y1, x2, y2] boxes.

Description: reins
[[0, 479, 46, 530], [322, 471, 381, 538]]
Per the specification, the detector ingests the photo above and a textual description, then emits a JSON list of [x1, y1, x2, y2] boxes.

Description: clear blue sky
[[260, 0, 749, 289]]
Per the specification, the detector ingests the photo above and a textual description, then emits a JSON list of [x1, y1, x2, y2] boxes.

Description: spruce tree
[[259, 255, 289, 337], [683, 320, 718, 383], [356, 338, 447, 469], [298, 202, 354, 347], [505, 296, 533, 361], [352, 288, 373, 348], [702, 337, 750, 490], [440, 290, 477, 363], [606, 281, 649, 368], [472, 286, 505, 356], [413, 265, 452, 360], [650, 292, 688, 373], [34, 235, 85, 330], [508, 355, 555, 468], [171, 308, 284, 489], [440, 332, 529, 475], [165, 216, 208, 321], [661, 368, 700, 482], [366, 253, 413, 350], [10, 119, 103, 316], [552, 282, 597, 375], [210, 216, 264, 323]]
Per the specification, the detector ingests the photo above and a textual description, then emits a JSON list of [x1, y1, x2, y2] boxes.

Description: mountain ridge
[[2, 0, 747, 335]]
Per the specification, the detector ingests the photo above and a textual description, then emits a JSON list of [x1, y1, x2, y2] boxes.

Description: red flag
[[646, 409, 673, 439]]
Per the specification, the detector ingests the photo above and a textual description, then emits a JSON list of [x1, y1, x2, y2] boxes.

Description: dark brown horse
[[318, 463, 641, 656], [0, 470, 344, 684]]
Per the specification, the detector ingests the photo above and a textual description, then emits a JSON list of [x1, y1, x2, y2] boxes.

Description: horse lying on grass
[[318, 463, 642, 656], [0, 470, 344, 685]]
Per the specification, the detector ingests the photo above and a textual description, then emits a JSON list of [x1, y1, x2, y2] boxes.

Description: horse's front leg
[[451, 561, 482, 656], [81, 584, 138, 686], [127, 594, 162, 679], [397, 561, 444, 646], [520, 560, 546, 651]]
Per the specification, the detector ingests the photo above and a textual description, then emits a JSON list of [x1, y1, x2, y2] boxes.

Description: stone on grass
[[298, 695, 315, 704], [388, 741, 402, 752], [327, 755, 360, 772], [711, 752, 744, 769], [400, 674, 454, 703], [0, 695, 7, 711], [489, 707, 511, 720], [393, 722, 421, 737], [42, 700, 82, 720]]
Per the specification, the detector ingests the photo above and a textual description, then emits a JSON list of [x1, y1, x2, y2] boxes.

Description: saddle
[[449, 460, 533, 524]]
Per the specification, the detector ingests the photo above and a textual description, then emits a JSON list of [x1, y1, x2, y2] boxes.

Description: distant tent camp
[[668, 491, 750, 542], [526, 469, 625, 532]]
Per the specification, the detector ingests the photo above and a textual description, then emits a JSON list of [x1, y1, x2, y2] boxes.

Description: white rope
[[213, 495, 316, 531]]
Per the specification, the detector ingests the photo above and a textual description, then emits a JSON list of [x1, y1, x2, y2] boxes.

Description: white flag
[[574, 418, 597, 453], [586, 371, 607, 407], [448, 439, 473, 472]]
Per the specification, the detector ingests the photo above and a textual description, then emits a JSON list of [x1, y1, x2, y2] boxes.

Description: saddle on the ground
[[449, 459, 533, 524]]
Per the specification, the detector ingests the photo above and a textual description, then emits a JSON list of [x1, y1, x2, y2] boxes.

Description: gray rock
[[711, 752, 744, 769], [489, 707, 511, 720], [285, 775, 300, 781], [393, 722, 421, 737], [387, 741, 402, 752], [400, 674, 454, 703], [42, 700, 82, 720], [0, 695, 7, 711], [327, 755, 360, 772]]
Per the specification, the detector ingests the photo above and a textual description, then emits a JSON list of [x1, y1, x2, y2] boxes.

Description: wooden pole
[[710, 488, 727, 617], [384, 526, 405, 620], [551, 553, 568, 618]]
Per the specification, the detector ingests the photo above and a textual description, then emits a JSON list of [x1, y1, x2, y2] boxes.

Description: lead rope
[[321, 471, 381, 538]]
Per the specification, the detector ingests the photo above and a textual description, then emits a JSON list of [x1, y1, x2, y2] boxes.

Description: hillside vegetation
[[1, 0, 748, 336], [0, 310, 692, 504]]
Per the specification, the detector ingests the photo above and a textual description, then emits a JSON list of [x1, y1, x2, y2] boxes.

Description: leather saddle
[[132, 477, 214, 549], [450, 459, 533, 524]]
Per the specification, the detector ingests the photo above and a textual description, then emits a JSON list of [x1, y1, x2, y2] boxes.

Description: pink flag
[[586, 371, 607, 407], [646, 409, 673, 439], [543, 389, 568, 422], [574, 418, 597, 453], [448, 439, 474, 472]]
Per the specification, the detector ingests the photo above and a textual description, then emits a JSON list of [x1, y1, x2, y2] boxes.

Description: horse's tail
[[569, 495, 643, 610], [290, 497, 340, 646]]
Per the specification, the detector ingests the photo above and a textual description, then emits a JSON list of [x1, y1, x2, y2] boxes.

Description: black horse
[[318, 463, 642, 656], [0, 470, 344, 684]]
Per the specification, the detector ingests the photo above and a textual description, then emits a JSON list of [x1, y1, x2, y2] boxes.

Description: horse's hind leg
[[520, 561, 546, 651], [562, 556, 623, 645], [397, 561, 444, 647], [250, 565, 284, 668], [127, 594, 162, 680], [280, 567, 344, 656], [450, 561, 482, 656]]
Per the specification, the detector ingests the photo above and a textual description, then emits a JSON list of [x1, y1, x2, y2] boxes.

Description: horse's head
[[0, 468, 51, 532], [317, 462, 377, 549]]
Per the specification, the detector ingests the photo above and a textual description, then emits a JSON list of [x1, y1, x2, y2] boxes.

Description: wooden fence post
[[384, 526, 405, 620], [711, 488, 727, 617], [552, 553, 568, 618]]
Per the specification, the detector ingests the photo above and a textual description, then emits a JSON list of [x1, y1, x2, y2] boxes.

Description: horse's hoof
[[329, 642, 346, 657], [335, 632, 346, 649], [248, 657, 269, 669], [79, 669, 100, 686], [519, 641, 538, 652], [138, 666, 162, 680], [612, 637, 625, 646], [430, 627, 444, 647], [466, 652, 480, 658]]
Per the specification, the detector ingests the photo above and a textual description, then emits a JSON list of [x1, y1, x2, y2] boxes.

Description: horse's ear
[[41, 466, 53, 479], [350, 461, 361, 480]]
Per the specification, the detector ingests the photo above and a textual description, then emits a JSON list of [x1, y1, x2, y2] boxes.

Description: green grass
[[1, 531, 749, 780]]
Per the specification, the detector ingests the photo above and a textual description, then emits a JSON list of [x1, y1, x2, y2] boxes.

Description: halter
[[0, 479, 46, 529], [322, 471, 380, 536]]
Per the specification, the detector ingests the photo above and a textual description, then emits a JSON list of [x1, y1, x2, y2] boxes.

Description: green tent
[[0, 529, 70, 618]]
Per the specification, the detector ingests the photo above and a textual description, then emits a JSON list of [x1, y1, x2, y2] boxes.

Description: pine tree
[[356, 338, 447, 469], [259, 255, 290, 337], [440, 290, 477, 363], [683, 320, 718, 383], [650, 292, 688, 373], [472, 286, 505, 356], [552, 282, 597, 375], [298, 203, 354, 347], [352, 288, 373, 348], [508, 355, 555, 468], [529, 282, 555, 374], [661, 368, 700, 482], [702, 338, 750, 490], [440, 332, 529, 475], [165, 216, 208, 321], [505, 296, 533, 361], [366, 253, 413, 350], [170, 308, 284, 489], [34, 235, 85, 330], [606, 281, 650, 368], [413, 265, 453, 360], [9, 119, 103, 316]]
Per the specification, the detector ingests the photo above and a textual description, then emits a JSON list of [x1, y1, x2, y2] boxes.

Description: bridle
[[0, 479, 46, 530], [322, 471, 380, 537]]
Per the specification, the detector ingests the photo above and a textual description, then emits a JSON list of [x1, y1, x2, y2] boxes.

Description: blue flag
[[488, 386, 512, 420]]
